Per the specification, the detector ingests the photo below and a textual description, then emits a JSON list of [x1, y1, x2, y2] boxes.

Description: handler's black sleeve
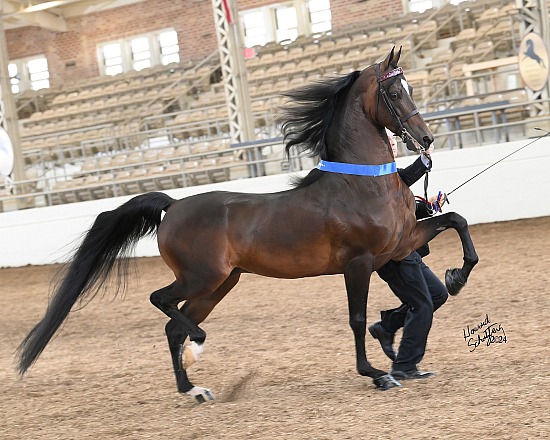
[[397, 156, 432, 257], [397, 156, 428, 187]]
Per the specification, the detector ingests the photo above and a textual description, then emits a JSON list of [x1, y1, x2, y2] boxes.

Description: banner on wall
[[519, 32, 549, 92]]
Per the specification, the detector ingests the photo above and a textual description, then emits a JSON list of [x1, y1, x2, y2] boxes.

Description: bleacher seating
[[5, 0, 534, 211]]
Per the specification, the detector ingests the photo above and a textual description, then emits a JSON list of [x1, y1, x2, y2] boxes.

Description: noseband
[[376, 64, 420, 147]]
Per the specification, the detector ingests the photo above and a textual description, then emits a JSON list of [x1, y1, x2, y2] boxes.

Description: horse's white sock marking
[[182, 341, 204, 369], [186, 386, 214, 402]]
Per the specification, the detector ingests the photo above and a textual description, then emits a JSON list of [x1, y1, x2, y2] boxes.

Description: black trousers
[[377, 251, 448, 371]]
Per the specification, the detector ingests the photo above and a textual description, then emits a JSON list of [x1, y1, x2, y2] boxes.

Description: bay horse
[[17, 48, 478, 402]]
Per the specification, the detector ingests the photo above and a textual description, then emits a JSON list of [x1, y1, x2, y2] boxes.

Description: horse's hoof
[[182, 341, 204, 369], [445, 268, 467, 296], [373, 374, 402, 390], [186, 386, 215, 403]]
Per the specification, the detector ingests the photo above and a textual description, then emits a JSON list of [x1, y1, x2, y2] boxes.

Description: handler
[[370, 130, 447, 380]]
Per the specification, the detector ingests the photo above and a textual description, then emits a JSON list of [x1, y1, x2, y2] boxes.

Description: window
[[101, 43, 124, 76], [275, 6, 298, 42], [131, 37, 152, 71], [98, 29, 180, 76], [7, 56, 50, 94], [159, 30, 180, 65], [409, 0, 433, 13], [27, 58, 50, 91], [308, 0, 332, 34], [240, 0, 332, 48], [8, 63, 19, 94], [242, 10, 269, 47]]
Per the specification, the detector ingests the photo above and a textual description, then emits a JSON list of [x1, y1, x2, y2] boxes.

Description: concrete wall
[[1, 138, 549, 268]]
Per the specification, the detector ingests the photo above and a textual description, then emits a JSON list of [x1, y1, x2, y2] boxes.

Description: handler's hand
[[423, 143, 434, 156], [429, 192, 446, 211]]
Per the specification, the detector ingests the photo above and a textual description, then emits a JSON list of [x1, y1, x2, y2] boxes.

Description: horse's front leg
[[344, 256, 401, 391], [412, 212, 479, 295]]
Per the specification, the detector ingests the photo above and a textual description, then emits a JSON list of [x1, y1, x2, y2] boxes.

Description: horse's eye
[[390, 92, 398, 100]]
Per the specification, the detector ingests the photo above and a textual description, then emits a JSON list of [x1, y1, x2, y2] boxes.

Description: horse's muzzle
[[405, 138, 420, 152], [406, 135, 432, 152]]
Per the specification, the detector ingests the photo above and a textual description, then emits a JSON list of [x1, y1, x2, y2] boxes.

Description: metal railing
[[4, 96, 549, 212], [0, 138, 313, 212]]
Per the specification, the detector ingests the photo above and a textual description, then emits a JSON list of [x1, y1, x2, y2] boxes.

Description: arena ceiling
[[1, 0, 144, 31]]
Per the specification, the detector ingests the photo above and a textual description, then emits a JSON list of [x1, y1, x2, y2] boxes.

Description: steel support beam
[[0, 6, 24, 191], [211, 0, 255, 144], [2, 0, 68, 32]]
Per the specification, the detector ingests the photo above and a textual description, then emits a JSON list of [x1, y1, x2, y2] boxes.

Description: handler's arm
[[397, 156, 429, 187]]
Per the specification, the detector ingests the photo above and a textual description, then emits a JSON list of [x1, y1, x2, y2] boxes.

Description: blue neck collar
[[317, 159, 397, 176]]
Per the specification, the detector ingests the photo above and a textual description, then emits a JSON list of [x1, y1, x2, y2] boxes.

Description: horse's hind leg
[[151, 272, 241, 402], [150, 281, 202, 396], [178, 271, 241, 370]]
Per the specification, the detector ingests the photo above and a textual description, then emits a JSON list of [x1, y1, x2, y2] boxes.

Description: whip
[[437, 128, 550, 207]]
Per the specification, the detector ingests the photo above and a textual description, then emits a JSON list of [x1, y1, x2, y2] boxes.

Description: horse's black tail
[[17, 191, 175, 376]]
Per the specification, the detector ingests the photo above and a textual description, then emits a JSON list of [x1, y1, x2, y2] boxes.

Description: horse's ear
[[394, 46, 402, 66], [384, 47, 396, 69]]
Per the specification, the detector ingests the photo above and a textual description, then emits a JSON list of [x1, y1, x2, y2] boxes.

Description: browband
[[379, 67, 403, 82]]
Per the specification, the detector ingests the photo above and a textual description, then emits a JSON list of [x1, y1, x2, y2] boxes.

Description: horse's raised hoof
[[373, 374, 402, 390], [182, 341, 204, 369], [445, 268, 467, 296], [185, 386, 215, 403]]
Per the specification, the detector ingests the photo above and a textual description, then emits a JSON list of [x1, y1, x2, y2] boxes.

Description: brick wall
[[6, 0, 404, 88], [330, 0, 405, 29]]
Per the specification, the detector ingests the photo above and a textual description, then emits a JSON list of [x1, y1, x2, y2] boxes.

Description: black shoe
[[368, 321, 396, 361], [391, 368, 434, 380]]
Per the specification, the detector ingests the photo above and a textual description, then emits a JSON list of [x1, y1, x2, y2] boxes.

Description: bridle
[[376, 63, 422, 151], [376, 62, 432, 202]]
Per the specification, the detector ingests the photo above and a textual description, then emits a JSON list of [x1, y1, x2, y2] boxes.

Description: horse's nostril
[[422, 136, 432, 147]]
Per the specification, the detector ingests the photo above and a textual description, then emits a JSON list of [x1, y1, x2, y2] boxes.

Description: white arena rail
[[1, 138, 549, 268]]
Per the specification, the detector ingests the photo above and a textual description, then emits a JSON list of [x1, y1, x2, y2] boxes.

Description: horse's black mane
[[280, 70, 361, 188], [281, 70, 361, 160]]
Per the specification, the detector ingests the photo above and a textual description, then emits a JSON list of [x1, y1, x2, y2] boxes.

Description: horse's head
[[361, 47, 433, 152]]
